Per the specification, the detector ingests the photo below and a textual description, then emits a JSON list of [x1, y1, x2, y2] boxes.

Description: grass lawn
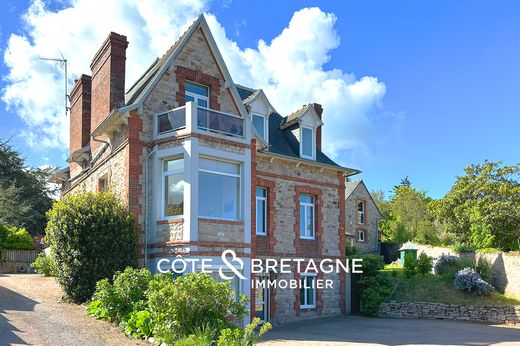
[[384, 265, 520, 306]]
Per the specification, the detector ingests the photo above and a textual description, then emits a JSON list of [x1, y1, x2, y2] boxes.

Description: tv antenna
[[40, 52, 69, 117]]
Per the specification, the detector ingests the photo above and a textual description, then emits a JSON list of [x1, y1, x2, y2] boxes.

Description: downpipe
[[143, 145, 158, 269]]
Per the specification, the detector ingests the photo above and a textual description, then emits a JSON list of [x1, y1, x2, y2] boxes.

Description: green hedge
[[45, 192, 137, 303], [0, 224, 34, 250]]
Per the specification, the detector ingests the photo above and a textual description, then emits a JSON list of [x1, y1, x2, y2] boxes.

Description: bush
[[30, 252, 56, 276], [353, 254, 385, 276], [217, 317, 272, 346], [403, 253, 418, 277], [433, 254, 475, 279], [45, 192, 136, 303], [416, 253, 433, 275], [452, 243, 476, 253], [454, 267, 494, 295], [122, 310, 153, 339], [346, 243, 359, 257], [0, 224, 34, 250], [359, 272, 393, 317], [475, 257, 492, 282], [87, 267, 153, 324], [147, 272, 248, 344]]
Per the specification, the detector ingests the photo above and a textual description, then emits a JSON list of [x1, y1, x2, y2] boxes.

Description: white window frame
[[198, 158, 242, 221], [252, 112, 268, 142], [358, 229, 365, 242], [300, 125, 316, 160], [161, 157, 184, 220], [357, 201, 365, 225], [185, 81, 209, 108], [300, 273, 317, 309], [256, 187, 267, 236], [300, 194, 315, 240]]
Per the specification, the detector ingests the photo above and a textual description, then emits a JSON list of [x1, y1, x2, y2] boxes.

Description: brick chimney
[[312, 103, 323, 151], [90, 32, 128, 151], [69, 75, 92, 153]]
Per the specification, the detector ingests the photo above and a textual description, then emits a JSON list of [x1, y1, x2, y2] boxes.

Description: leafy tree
[[393, 176, 411, 191], [437, 161, 520, 251], [0, 139, 56, 235]]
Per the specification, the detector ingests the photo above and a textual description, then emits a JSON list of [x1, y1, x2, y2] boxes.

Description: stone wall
[[417, 245, 520, 300], [380, 302, 520, 325]]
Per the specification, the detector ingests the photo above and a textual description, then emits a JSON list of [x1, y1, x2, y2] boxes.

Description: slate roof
[[280, 104, 312, 129], [345, 180, 362, 198]]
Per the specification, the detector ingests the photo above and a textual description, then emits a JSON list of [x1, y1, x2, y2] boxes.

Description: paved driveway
[[0, 274, 146, 346], [260, 315, 520, 346]]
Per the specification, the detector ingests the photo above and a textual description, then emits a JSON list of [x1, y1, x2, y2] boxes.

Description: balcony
[[156, 102, 245, 140]]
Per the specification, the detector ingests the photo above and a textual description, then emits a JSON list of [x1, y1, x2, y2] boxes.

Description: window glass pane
[[306, 277, 314, 305], [358, 202, 364, 212], [300, 194, 313, 204], [256, 187, 266, 198], [300, 279, 305, 305], [200, 158, 240, 175], [165, 173, 184, 216], [256, 198, 266, 234], [197, 99, 208, 108], [164, 158, 183, 172], [186, 82, 208, 96], [300, 205, 306, 237], [185, 95, 194, 103], [302, 127, 313, 157], [307, 206, 314, 237], [252, 115, 265, 139], [199, 172, 239, 219]]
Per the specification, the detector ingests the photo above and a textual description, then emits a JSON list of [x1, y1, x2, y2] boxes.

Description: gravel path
[[0, 274, 147, 346]]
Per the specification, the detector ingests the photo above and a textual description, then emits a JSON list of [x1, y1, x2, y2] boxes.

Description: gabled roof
[[280, 104, 323, 129], [345, 179, 383, 216]]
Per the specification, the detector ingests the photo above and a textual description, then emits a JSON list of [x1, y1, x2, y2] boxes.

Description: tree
[[393, 176, 411, 191], [437, 160, 520, 251], [0, 139, 56, 235]]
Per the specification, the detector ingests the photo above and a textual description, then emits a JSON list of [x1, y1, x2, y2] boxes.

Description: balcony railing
[[157, 106, 186, 134], [156, 103, 244, 139], [197, 107, 244, 138]]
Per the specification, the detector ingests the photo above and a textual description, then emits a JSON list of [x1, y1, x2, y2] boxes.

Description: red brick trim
[[255, 177, 276, 255], [256, 171, 341, 189], [149, 240, 250, 249], [338, 172, 347, 313], [250, 139, 258, 320], [198, 218, 244, 225], [293, 269, 324, 316], [156, 218, 184, 225], [175, 66, 221, 110], [145, 250, 252, 259], [294, 186, 323, 257]]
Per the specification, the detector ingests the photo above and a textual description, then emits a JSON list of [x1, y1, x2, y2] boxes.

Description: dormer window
[[252, 112, 268, 142], [185, 81, 209, 107], [300, 126, 315, 160]]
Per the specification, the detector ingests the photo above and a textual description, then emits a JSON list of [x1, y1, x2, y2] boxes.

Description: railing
[[197, 107, 244, 138], [156, 103, 244, 139], [157, 106, 186, 134]]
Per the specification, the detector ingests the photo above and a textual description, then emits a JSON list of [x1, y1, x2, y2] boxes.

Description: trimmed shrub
[[475, 257, 492, 283], [359, 272, 393, 317], [416, 252, 433, 275], [30, 252, 56, 276], [403, 252, 418, 277], [147, 272, 248, 344], [45, 192, 136, 303], [454, 267, 494, 295], [0, 224, 34, 250], [354, 254, 385, 276], [451, 243, 476, 253], [87, 267, 153, 324]]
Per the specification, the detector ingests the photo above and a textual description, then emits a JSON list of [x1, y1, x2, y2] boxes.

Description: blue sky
[[1, 1, 519, 199]]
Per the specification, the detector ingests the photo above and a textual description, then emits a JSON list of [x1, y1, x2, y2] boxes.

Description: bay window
[[162, 158, 184, 218], [198, 158, 241, 220], [300, 194, 315, 239]]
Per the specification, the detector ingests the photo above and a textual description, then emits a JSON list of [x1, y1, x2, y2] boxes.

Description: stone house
[[51, 15, 361, 325], [345, 180, 382, 254]]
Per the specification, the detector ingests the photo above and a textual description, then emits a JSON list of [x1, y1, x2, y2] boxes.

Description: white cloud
[[2, 2, 401, 167]]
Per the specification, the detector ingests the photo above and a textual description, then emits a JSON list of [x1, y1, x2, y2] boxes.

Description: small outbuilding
[[399, 241, 419, 266]]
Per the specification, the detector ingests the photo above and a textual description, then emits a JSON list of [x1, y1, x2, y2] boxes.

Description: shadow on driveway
[[0, 284, 38, 345], [260, 315, 520, 345]]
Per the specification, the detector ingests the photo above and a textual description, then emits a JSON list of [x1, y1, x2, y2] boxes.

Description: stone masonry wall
[[345, 183, 380, 254], [417, 245, 520, 300], [380, 302, 520, 325]]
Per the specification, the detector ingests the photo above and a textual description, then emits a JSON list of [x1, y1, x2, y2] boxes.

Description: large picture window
[[300, 273, 316, 309], [163, 158, 184, 218], [300, 194, 315, 239], [256, 187, 267, 235], [199, 158, 241, 220], [185, 81, 209, 107]]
